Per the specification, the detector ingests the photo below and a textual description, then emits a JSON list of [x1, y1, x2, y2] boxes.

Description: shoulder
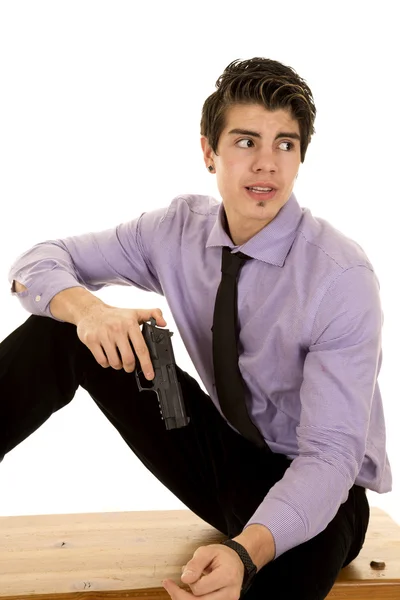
[[294, 208, 375, 282], [137, 193, 219, 240], [162, 193, 220, 221], [292, 208, 381, 340]]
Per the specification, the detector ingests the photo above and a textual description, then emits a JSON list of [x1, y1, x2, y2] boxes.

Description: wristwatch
[[221, 539, 257, 595]]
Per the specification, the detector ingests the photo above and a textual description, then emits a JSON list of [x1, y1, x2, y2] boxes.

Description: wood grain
[[0, 507, 398, 599]]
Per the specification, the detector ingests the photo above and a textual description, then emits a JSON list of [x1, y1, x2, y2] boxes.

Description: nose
[[251, 148, 278, 172]]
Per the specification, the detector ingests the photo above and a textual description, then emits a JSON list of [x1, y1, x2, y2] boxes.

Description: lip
[[245, 182, 278, 190], [245, 187, 277, 201]]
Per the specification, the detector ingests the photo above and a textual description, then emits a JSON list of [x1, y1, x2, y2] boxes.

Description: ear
[[200, 136, 214, 166]]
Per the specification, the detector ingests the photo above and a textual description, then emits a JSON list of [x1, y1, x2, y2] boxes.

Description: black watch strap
[[221, 539, 257, 595]]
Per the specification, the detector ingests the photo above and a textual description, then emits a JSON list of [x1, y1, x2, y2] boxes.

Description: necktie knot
[[221, 246, 252, 277]]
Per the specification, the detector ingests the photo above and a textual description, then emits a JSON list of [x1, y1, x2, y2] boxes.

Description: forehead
[[223, 103, 299, 133]]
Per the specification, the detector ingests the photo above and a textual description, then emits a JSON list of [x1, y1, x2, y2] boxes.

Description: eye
[[280, 141, 295, 151], [235, 138, 295, 151], [236, 138, 255, 148]]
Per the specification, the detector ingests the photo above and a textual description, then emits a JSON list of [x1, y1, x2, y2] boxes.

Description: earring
[[208, 165, 214, 172]]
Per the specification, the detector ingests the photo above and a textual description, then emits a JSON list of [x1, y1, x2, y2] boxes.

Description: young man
[[2, 58, 391, 599]]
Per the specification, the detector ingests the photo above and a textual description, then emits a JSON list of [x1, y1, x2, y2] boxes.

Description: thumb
[[181, 568, 198, 583], [181, 546, 219, 583], [137, 308, 166, 326], [181, 550, 212, 583], [153, 308, 166, 325], [157, 310, 167, 325]]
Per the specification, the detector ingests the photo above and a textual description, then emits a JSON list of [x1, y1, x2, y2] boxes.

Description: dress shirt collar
[[206, 192, 304, 267]]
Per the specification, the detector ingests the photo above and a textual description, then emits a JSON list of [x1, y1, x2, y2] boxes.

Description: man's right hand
[[76, 305, 167, 379]]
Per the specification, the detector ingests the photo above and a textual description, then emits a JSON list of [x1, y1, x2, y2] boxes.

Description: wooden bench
[[0, 507, 399, 599]]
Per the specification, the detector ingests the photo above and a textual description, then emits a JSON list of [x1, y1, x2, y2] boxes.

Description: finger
[[128, 324, 154, 379], [100, 338, 124, 370], [85, 341, 111, 368], [162, 578, 189, 599], [164, 576, 224, 599], [114, 333, 138, 373]]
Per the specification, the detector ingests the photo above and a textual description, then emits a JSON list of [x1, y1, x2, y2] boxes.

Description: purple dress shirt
[[8, 192, 392, 558]]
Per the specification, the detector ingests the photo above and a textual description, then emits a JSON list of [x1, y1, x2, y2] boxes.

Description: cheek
[[218, 161, 240, 187], [224, 160, 242, 177], [222, 158, 238, 172]]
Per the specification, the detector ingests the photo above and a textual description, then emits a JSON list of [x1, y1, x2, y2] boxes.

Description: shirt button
[[35, 295, 41, 302]]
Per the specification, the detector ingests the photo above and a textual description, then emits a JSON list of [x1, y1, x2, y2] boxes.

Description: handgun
[[134, 317, 190, 430]]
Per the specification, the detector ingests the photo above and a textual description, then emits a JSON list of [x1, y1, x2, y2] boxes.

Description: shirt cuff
[[10, 272, 85, 323], [244, 497, 306, 559]]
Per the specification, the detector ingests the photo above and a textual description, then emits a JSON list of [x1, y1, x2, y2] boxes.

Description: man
[[3, 58, 392, 599]]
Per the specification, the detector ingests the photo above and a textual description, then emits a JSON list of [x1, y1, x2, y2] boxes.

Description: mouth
[[244, 187, 277, 201]]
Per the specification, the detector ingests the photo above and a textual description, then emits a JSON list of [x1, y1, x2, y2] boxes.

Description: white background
[[0, 1, 398, 528]]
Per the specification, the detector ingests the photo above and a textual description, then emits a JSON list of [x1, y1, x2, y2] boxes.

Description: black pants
[[0, 314, 370, 599]]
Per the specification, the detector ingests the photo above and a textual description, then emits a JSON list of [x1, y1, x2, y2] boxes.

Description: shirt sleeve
[[7, 205, 170, 322], [243, 265, 383, 559]]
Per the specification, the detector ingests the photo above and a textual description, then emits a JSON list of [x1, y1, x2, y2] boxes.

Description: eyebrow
[[227, 128, 301, 142]]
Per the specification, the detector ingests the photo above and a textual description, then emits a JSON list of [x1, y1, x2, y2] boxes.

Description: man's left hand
[[162, 542, 246, 599]]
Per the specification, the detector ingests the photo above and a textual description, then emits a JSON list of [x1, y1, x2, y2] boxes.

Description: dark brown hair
[[200, 57, 317, 163]]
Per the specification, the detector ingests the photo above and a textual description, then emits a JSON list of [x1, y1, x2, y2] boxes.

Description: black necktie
[[212, 246, 268, 450]]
